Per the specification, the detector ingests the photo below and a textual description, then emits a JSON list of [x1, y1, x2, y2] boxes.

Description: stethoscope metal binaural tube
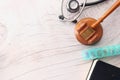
[[59, 0, 106, 23]]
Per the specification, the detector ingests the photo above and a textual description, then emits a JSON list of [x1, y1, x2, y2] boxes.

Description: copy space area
[[0, 0, 119, 80]]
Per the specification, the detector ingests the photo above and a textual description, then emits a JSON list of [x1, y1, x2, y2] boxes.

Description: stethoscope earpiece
[[59, 15, 65, 20], [72, 20, 77, 23], [59, 15, 77, 23]]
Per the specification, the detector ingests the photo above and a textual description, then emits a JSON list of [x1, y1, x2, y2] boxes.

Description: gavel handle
[[92, 0, 120, 28]]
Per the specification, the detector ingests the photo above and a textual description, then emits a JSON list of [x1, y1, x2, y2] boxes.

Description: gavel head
[[75, 18, 103, 45]]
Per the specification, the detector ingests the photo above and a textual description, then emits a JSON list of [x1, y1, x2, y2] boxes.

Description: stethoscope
[[59, 0, 106, 23]]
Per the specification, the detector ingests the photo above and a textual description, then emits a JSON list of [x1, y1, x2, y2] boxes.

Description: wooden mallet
[[75, 0, 120, 45]]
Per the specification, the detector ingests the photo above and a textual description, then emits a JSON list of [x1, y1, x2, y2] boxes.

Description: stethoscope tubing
[[60, 0, 106, 22], [81, 0, 107, 6]]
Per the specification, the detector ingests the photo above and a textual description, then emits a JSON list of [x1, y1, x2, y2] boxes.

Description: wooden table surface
[[0, 0, 120, 80]]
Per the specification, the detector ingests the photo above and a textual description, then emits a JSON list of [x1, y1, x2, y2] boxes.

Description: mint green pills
[[82, 45, 120, 60]]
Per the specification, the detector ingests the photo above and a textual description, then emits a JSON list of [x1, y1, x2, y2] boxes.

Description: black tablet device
[[86, 60, 120, 80]]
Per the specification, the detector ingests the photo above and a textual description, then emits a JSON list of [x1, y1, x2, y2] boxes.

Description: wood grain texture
[[0, 0, 119, 80]]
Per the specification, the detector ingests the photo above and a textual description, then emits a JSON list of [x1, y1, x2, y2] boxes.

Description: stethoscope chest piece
[[75, 18, 103, 45], [67, 0, 80, 13]]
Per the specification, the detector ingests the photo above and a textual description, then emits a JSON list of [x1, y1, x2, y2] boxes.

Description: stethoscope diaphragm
[[67, 0, 80, 13]]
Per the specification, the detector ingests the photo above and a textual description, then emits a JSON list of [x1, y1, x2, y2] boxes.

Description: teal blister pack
[[82, 45, 120, 60]]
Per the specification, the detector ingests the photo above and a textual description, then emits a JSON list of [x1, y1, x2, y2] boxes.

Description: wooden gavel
[[75, 0, 120, 45]]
